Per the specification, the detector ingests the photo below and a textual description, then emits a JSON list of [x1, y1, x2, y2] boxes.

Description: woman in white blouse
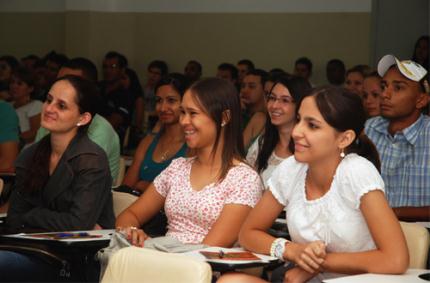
[[10, 67, 42, 144], [246, 76, 311, 188], [219, 86, 408, 283]]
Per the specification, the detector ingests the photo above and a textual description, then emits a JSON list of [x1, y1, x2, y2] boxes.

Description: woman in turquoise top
[[138, 133, 187, 182], [122, 73, 188, 193]]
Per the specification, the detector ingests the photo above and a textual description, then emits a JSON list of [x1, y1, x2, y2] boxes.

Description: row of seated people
[[3, 34, 428, 155], [0, 54, 394, 191], [0, 54, 428, 282]]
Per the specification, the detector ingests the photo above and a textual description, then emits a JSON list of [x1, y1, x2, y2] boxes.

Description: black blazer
[[6, 133, 115, 232]]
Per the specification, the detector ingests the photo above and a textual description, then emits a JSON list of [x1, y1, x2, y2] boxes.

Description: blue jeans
[[0, 250, 61, 282]]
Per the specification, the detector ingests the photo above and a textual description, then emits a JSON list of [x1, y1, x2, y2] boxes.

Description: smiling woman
[[1, 75, 115, 282], [116, 77, 262, 249], [219, 86, 408, 283]]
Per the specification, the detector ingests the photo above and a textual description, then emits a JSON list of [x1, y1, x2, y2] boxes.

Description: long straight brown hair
[[188, 78, 244, 182]]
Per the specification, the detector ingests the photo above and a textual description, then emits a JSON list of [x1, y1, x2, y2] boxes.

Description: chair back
[[400, 221, 430, 268], [102, 246, 212, 283], [112, 191, 138, 217]]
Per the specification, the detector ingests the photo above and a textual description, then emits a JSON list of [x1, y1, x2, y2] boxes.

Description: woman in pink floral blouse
[[116, 78, 263, 247]]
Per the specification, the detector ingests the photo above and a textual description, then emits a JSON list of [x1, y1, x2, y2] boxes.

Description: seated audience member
[[143, 60, 168, 115], [247, 76, 310, 188], [237, 59, 255, 85], [184, 60, 202, 84], [121, 74, 188, 236], [216, 63, 239, 87], [241, 69, 268, 149], [43, 51, 68, 90], [219, 86, 408, 283], [362, 72, 382, 118], [122, 73, 188, 193], [1, 75, 115, 282], [0, 55, 19, 100], [365, 55, 430, 221], [412, 35, 428, 71], [122, 67, 145, 147], [345, 66, 365, 97], [9, 67, 42, 145], [20, 54, 40, 71], [326, 59, 346, 86], [116, 78, 262, 247], [99, 51, 135, 143], [294, 57, 314, 86], [36, 57, 120, 182], [0, 101, 19, 173]]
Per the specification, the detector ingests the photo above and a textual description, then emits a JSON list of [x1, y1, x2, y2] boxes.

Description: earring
[[340, 149, 345, 158], [76, 123, 81, 127], [221, 122, 226, 127]]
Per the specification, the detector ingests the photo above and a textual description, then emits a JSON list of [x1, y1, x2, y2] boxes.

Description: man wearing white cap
[[365, 54, 430, 221]]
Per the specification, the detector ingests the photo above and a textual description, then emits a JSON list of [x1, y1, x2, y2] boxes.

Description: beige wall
[[0, 11, 370, 85]]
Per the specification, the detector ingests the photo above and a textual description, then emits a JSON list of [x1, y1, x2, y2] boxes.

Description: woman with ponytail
[[0, 75, 114, 282], [219, 86, 408, 283]]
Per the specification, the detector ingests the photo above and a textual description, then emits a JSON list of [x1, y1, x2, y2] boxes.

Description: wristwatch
[[270, 238, 289, 261]]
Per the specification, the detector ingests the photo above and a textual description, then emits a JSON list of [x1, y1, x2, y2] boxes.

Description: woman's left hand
[[117, 226, 150, 247]]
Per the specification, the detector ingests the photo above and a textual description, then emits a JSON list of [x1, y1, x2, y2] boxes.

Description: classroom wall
[[3, 0, 425, 86]]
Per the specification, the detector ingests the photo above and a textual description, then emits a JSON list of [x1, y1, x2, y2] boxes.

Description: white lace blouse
[[268, 154, 385, 281], [268, 153, 384, 253], [246, 136, 286, 189]]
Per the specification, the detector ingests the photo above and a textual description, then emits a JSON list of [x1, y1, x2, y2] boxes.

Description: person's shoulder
[[365, 116, 386, 130], [87, 114, 120, 146], [420, 115, 430, 130], [71, 133, 106, 158], [338, 153, 380, 180], [0, 101, 16, 113], [15, 141, 40, 168]]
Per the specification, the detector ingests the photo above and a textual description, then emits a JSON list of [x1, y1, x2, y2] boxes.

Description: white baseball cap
[[377, 54, 428, 82]]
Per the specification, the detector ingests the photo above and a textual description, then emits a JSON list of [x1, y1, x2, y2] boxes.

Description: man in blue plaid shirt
[[365, 54, 430, 221]]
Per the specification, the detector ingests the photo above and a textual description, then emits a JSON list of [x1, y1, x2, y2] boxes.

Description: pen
[[57, 232, 90, 238]]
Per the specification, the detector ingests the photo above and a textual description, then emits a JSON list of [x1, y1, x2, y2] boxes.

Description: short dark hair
[[189, 78, 244, 181], [11, 67, 36, 87], [45, 51, 68, 67], [104, 51, 128, 68], [245, 69, 268, 86], [295, 57, 313, 72], [187, 60, 202, 73], [237, 59, 255, 70], [217, 63, 238, 80], [0, 55, 19, 70], [148, 60, 168, 76], [62, 57, 98, 82]]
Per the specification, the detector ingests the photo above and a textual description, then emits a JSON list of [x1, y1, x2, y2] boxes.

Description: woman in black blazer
[[1, 75, 115, 282]]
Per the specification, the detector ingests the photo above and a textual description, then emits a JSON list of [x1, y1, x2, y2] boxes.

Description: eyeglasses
[[103, 63, 120, 70], [266, 93, 294, 105]]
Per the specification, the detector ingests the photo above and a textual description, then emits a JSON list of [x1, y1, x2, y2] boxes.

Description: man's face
[[237, 64, 250, 83], [326, 63, 345, 85], [184, 62, 201, 82], [103, 57, 123, 83], [147, 67, 162, 87], [216, 69, 234, 84], [294, 63, 311, 80], [380, 67, 427, 120]]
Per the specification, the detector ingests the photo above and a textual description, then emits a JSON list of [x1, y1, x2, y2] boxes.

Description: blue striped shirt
[[365, 115, 430, 207]]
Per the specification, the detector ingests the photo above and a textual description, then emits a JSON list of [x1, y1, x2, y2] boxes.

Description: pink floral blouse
[[154, 157, 263, 244]]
